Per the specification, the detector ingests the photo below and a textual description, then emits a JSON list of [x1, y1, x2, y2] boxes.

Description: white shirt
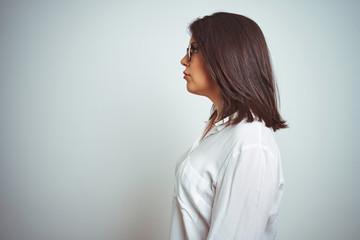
[[169, 114, 285, 240]]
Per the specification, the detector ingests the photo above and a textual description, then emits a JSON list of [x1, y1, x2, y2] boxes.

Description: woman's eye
[[192, 45, 199, 51]]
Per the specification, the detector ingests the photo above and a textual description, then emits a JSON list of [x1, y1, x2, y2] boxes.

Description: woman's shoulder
[[228, 119, 278, 151]]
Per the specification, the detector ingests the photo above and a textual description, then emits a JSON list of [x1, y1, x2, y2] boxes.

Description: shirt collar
[[204, 111, 260, 139], [204, 111, 239, 132], [215, 111, 239, 130], [213, 116, 230, 131]]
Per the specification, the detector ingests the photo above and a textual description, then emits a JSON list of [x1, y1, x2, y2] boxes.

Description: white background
[[0, 0, 359, 239]]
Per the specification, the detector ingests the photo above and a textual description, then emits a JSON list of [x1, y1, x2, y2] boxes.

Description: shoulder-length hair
[[189, 12, 287, 131]]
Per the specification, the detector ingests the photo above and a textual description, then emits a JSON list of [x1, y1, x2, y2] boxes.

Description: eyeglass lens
[[187, 44, 194, 61]]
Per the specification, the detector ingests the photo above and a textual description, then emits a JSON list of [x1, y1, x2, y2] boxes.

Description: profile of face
[[181, 37, 220, 100]]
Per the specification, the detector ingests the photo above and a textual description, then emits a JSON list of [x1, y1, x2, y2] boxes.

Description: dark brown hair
[[189, 12, 287, 131]]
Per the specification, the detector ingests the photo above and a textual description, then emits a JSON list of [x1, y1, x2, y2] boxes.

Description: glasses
[[186, 43, 199, 62]]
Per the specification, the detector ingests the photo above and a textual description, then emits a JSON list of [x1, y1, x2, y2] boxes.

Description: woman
[[169, 12, 287, 240]]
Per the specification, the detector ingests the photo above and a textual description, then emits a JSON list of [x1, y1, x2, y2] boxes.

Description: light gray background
[[0, 0, 359, 239]]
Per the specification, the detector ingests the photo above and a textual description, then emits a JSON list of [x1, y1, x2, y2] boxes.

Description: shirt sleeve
[[206, 145, 281, 240]]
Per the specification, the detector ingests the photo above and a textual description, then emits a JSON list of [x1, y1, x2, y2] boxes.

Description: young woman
[[169, 12, 287, 240]]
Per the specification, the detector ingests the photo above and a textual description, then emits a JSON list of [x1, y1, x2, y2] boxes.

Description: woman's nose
[[181, 54, 189, 66]]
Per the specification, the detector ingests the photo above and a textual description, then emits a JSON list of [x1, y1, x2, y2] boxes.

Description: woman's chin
[[186, 84, 196, 94]]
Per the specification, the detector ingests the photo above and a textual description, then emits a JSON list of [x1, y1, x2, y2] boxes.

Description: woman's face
[[181, 37, 220, 99]]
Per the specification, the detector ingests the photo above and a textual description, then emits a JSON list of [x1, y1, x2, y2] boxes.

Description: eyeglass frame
[[186, 43, 199, 62]]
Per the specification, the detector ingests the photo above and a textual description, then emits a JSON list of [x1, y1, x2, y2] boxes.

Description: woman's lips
[[183, 71, 190, 79]]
